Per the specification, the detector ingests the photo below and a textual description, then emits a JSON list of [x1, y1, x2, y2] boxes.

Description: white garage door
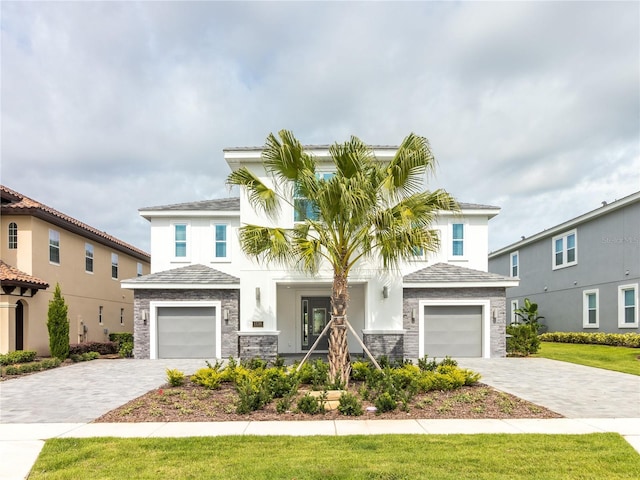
[[423, 305, 482, 358], [157, 306, 216, 358]]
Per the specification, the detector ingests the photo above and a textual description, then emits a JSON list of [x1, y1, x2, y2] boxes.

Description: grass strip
[[537, 342, 640, 375], [30, 433, 640, 479]]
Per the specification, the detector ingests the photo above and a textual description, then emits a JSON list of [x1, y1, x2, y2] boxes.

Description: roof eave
[[121, 282, 239, 290], [403, 280, 520, 288]]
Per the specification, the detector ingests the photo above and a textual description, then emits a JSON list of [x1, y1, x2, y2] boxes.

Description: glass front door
[[301, 296, 331, 351]]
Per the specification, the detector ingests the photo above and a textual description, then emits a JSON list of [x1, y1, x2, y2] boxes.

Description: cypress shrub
[[47, 283, 69, 360]]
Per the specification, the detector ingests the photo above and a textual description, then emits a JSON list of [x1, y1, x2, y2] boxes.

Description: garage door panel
[[424, 305, 482, 358], [157, 306, 216, 359]]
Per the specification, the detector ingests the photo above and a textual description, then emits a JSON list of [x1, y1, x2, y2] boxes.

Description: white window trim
[[49, 229, 60, 265], [582, 289, 599, 329], [418, 299, 490, 359], [111, 253, 119, 280], [552, 229, 577, 270], [510, 299, 519, 324], [510, 251, 519, 278], [171, 222, 190, 262], [85, 243, 94, 274], [448, 221, 467, 261], [618, 284, 639, 328], [211, 222, 230, 262], [149, 300, 222, 359]]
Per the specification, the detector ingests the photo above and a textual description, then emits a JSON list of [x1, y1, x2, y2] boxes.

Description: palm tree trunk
[[329, 271, 351, 386]]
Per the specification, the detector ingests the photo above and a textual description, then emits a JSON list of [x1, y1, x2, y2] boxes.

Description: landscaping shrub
[[2, 358, 61, 375], [166, 369, 186, 387], [70, 352, 100, 363], [338, 391, 364, 416], [191, 367, 223, 389], [241, 357, 268, 371], [295, 359, 329, 388], [235, 376, 272, 414], [109, 332, 133, 345], [506, 323, 540, 356], [118, 341, 133, 358], [47, 283, 70, 360], [296, 392, 324, 414], [350, 360, 372, 381], [262, 368, 298, 398], [69, 341, 118, 355], [374, 392, 397, 413], [0, 350, 37, 365], [539, 332, 640, 348], [417, 355, 438, 372]]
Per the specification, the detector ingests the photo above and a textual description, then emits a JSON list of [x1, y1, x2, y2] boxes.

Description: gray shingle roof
[[404, 262, 512, 283], [140, 198, 240, 212], [458, 202, 500, 210], [125, 264, 239, 285]]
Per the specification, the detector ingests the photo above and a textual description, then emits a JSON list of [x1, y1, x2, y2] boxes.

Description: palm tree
[[227, 130, 458, 385]]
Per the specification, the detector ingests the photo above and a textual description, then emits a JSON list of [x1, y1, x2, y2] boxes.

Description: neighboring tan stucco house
[[488, 191, 640, 334], [123, 145, 517, 361], [0, 185, 150, 355]]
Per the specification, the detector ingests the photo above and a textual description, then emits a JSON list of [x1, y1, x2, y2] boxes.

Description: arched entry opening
[[15, 300, 25, 350]]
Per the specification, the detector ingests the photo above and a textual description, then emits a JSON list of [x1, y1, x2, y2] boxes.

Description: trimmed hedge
[[0, 350, 37, 366], [109, 332, 133, 345], [2, 358, 61, 375], [69, 341, 118, 355], [539, 332, 640, 348]]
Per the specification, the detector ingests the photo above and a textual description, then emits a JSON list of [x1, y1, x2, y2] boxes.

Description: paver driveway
[[1, 357, 638, 423]]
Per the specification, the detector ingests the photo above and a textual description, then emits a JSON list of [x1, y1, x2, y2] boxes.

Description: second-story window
[[510, 251, 519, 277], [111, 253, 119, 279], [214, 224, 227, 259], [8, 222, 17, 249], [85, 243, 94, 273], [49, 229, 60, 264], [552, 230, 577, 269], [452, 223, 464, 257], [174, 224, 187, 258], [137, 262, 143, 277], [293, 173, 333, 222]]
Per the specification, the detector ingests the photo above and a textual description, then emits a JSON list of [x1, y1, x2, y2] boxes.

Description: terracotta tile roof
[[1, 184, 149, 262], [0, 260, 49, 289], [123, 264, 239, 286]]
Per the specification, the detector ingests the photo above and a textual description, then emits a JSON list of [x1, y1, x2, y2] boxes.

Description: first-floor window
[[120, 308, 124, 325], [85, 243, 94, 273], [619, 284, 638, 328], [99, 306, 103, 324], [583, 289, 599, 328], [111, 253, 119, 279], [49, 229, 60, 264], [214, 224, 227, 258], [511, 300, 519, 324]]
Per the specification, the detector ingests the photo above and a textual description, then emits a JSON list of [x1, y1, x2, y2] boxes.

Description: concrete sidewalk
[[2, 418, 640, 480]]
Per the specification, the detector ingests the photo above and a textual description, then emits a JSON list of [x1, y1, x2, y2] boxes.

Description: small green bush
[[338, 392, 363, 416], [241, 357, 268, 371], [118, 341, 133, 358], [70, 351, 100, 363], [417, 355, 438, 372], [295, 359, 329, 388], [0, 350, 37, 365], [191, 367, 223, 389], [235, 376, 272, 414], [166, 369, 186, 387], [109, 332, 133, 345], [263, 368, 298, 398], [374, 392, 397, 413], [507, 323, 540, 356], [296, 392, 324, 415], [350, 360, 372, 381], [539, 332, 640, 348], [2, 358, 61, 375], [69, 342, 118, 355]]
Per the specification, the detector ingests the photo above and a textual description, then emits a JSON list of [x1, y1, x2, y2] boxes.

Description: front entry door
[[301, 297, 331, 351], [16, 301, 24, 351]]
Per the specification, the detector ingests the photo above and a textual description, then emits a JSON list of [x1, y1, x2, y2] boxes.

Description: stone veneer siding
[[133, 288, 239, 359], [403, 287, 507, 358], [238, 334, 278, 362], [363, 333, 404, 363]]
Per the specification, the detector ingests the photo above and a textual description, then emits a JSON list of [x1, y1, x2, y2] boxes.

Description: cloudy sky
[[2, 1, 638, 255]]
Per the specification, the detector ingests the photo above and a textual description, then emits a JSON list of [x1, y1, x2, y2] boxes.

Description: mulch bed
[[95, 381, 562, 423]]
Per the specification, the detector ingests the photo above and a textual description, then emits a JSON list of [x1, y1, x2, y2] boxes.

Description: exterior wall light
[[382, 286, 389, 299]]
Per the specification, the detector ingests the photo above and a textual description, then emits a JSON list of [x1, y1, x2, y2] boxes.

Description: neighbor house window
[[174, 223, 187, 258], [85, 243, 94, 273], [214, 224, 228, 259], [583, 289, 599, 328], [137, 262, 143, 277], [111, 253, 118, 279], [452, 223, 464, 256], [511, 300, 519, 324], [510, 251, 519, 277], [293, 172, 333, 222], [552, 230, 577, 269], [120, 308, 124, 325], [8, 222, 17, 249], [618, 284, 638, 328], [99, 306, 103, 324], [49, 229, 60, 264]]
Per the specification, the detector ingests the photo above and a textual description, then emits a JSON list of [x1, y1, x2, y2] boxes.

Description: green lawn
[[537, 342, 640, 375], [30, 434, 640, 479]]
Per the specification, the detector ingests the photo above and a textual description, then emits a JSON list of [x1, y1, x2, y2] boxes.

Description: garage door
[[423, 305, 482, 358], [157, 307, 216, 358]]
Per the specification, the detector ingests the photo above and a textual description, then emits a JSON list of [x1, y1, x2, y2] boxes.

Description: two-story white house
[[123, 145, 517, 361]]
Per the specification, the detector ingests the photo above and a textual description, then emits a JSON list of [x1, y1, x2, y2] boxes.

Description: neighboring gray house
[[488, 191, 639, 333]]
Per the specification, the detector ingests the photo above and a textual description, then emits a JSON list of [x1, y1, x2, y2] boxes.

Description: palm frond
[[262, 130, 315, 182], [329, 136, 373, 179], [381, 133, 436, 199], [238, 225, 294, 267], [226, 167, 280, 217]]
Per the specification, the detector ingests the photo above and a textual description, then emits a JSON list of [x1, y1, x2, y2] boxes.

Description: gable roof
[[403, 262, 518, 288], [121, 264, 239, 289], [0, 260, 49, 297], [1, 185, 150, 262], [489, 190, 640, 258]]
